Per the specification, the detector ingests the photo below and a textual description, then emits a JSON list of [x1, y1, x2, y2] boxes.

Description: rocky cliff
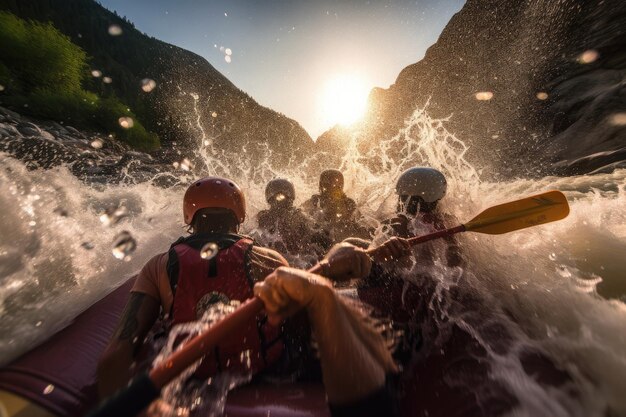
[[317, 0, 626, 177], [0, 0, 315, 167]]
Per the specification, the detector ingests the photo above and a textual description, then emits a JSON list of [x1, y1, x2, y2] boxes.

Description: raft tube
[[0, 278, 330, 417]]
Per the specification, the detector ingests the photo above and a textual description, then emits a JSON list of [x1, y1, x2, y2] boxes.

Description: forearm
[[97, 292, 159, 398], [97, 342, 136, 398], [307, 287, 392, 404]]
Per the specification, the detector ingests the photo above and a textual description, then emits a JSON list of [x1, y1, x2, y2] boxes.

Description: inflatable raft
[[0, 275, 571, 417]]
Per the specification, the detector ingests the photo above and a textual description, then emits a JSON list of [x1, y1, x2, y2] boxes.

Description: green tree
[[0, 11, 159, 151]]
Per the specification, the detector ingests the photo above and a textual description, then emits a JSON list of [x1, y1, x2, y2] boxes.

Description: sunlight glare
[[319, 74, 369, 127]]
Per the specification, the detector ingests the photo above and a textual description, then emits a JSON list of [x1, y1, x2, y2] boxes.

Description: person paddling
[[303, 169, 371, 244], [97, 176, 398, 416], [256, 178, 331, 260]]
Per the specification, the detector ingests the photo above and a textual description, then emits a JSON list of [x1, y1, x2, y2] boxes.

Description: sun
[[319, 74, 370, 127]]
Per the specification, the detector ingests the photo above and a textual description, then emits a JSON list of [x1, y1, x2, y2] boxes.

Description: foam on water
[[0, 100, 625, 415]]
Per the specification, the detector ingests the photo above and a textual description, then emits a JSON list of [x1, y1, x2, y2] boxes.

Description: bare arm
[[97, 292, 160, 398], [254, 267, 397, 405]]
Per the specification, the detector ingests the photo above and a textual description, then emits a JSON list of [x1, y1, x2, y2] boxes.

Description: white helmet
[[265, 178, 296, 203], [395, 167, 447, 203]]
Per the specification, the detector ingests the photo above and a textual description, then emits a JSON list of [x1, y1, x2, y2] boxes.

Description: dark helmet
[[319, 169, 344, 194], [265, 178, 296, 204], [396, 167, 447, 203]]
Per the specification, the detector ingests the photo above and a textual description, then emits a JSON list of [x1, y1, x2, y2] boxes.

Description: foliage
[[0, 11, 86, 94], [0, 11, 159, 151]]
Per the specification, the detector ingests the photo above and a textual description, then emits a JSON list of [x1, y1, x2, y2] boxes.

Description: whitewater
[[0, 102, 625, 416]]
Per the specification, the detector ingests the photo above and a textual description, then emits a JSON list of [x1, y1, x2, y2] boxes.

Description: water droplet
[[43, 384, 54, 395], [108, 24, 123, 36], [90, 138, 103, 149], [536, 92, 548, 100], [172, 161, 180, 169], [112, 231, 137, 261], [475, 91, 493, 101], [0, 84, 5, 92], [81, 242, 95, 250], [100, 206, 128, 226], [91, 70, 102, 78], [578, 49, 599, 64], [549, 253, 557, 261], [557, 265, 572, 278], [225, 55, 232, 63], [608, 112, 626, 126], [225, 48, 232, 56], [180, 158, 194, 171], [28, 221, 36, 226], [200, 242, 219, 260], [118, 117, 134, 129], [102, 76, 113, 84], [35, 321, 42, 327], [141, 78, 156, 93], [211, 112, 218, 118]]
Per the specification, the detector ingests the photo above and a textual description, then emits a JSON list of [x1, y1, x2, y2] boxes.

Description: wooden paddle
[[87, 190, 569, 417]]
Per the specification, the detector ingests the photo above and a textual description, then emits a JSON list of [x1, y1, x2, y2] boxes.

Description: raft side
[[0, 279, 134, 417]]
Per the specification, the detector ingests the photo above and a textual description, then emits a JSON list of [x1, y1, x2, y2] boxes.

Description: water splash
[[153, 302, 252, 417], [0, 98, 624, 415]]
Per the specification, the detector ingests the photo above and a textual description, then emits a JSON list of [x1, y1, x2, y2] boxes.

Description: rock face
[[0, 0, 315, 167], [317, 0, 626, 177]]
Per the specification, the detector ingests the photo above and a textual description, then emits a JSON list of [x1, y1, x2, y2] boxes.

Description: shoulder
[[141, 252, 169, 273], [132, 252, 169, 301]]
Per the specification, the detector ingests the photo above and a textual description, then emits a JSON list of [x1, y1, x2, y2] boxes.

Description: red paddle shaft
[[150, 296, 264, 387], [150, 262, 323, 388]]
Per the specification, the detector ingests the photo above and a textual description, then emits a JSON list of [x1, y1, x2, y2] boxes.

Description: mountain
[[317, 0, 626, 177], [0, 0, 315, 166]]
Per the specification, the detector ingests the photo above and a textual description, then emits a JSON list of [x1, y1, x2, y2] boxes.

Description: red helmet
[[183, 177, 246, 224]]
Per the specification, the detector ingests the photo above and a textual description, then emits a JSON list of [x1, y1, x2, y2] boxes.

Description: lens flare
[[118, 117, 134, 129], [141, 78, 156, 93], [578, 49, 599, 64], [108, 25, 123, 36], [475, 91, 494, 101]]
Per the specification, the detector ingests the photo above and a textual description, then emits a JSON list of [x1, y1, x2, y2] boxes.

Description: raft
[[0, 276, 568, 417], [0, 279, 331, 417]]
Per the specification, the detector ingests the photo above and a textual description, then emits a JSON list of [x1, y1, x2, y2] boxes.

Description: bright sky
[[98, 0, 465, 138]]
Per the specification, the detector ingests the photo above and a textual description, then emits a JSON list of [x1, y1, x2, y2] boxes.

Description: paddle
[[86, 262, 324, 417], [88, 190, 569, 417], [369, 190, 569, 258]]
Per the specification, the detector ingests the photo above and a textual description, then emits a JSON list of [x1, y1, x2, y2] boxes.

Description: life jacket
[[167, 233, 284, 377]]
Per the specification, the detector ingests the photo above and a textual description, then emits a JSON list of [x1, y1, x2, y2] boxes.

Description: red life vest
[[167, 233, 283, 377]]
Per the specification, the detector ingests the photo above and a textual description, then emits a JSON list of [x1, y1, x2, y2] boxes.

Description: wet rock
[[0, 106, 21, 121], [64, 125, 85, 138], [0, 122, 20, 137], [16, 122, 42, 137]]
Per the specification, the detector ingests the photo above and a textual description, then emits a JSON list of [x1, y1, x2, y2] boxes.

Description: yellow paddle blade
[[464, 190, 570, 235]]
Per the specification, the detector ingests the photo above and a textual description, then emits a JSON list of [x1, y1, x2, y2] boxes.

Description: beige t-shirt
[[131, 243, 288, 314]]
